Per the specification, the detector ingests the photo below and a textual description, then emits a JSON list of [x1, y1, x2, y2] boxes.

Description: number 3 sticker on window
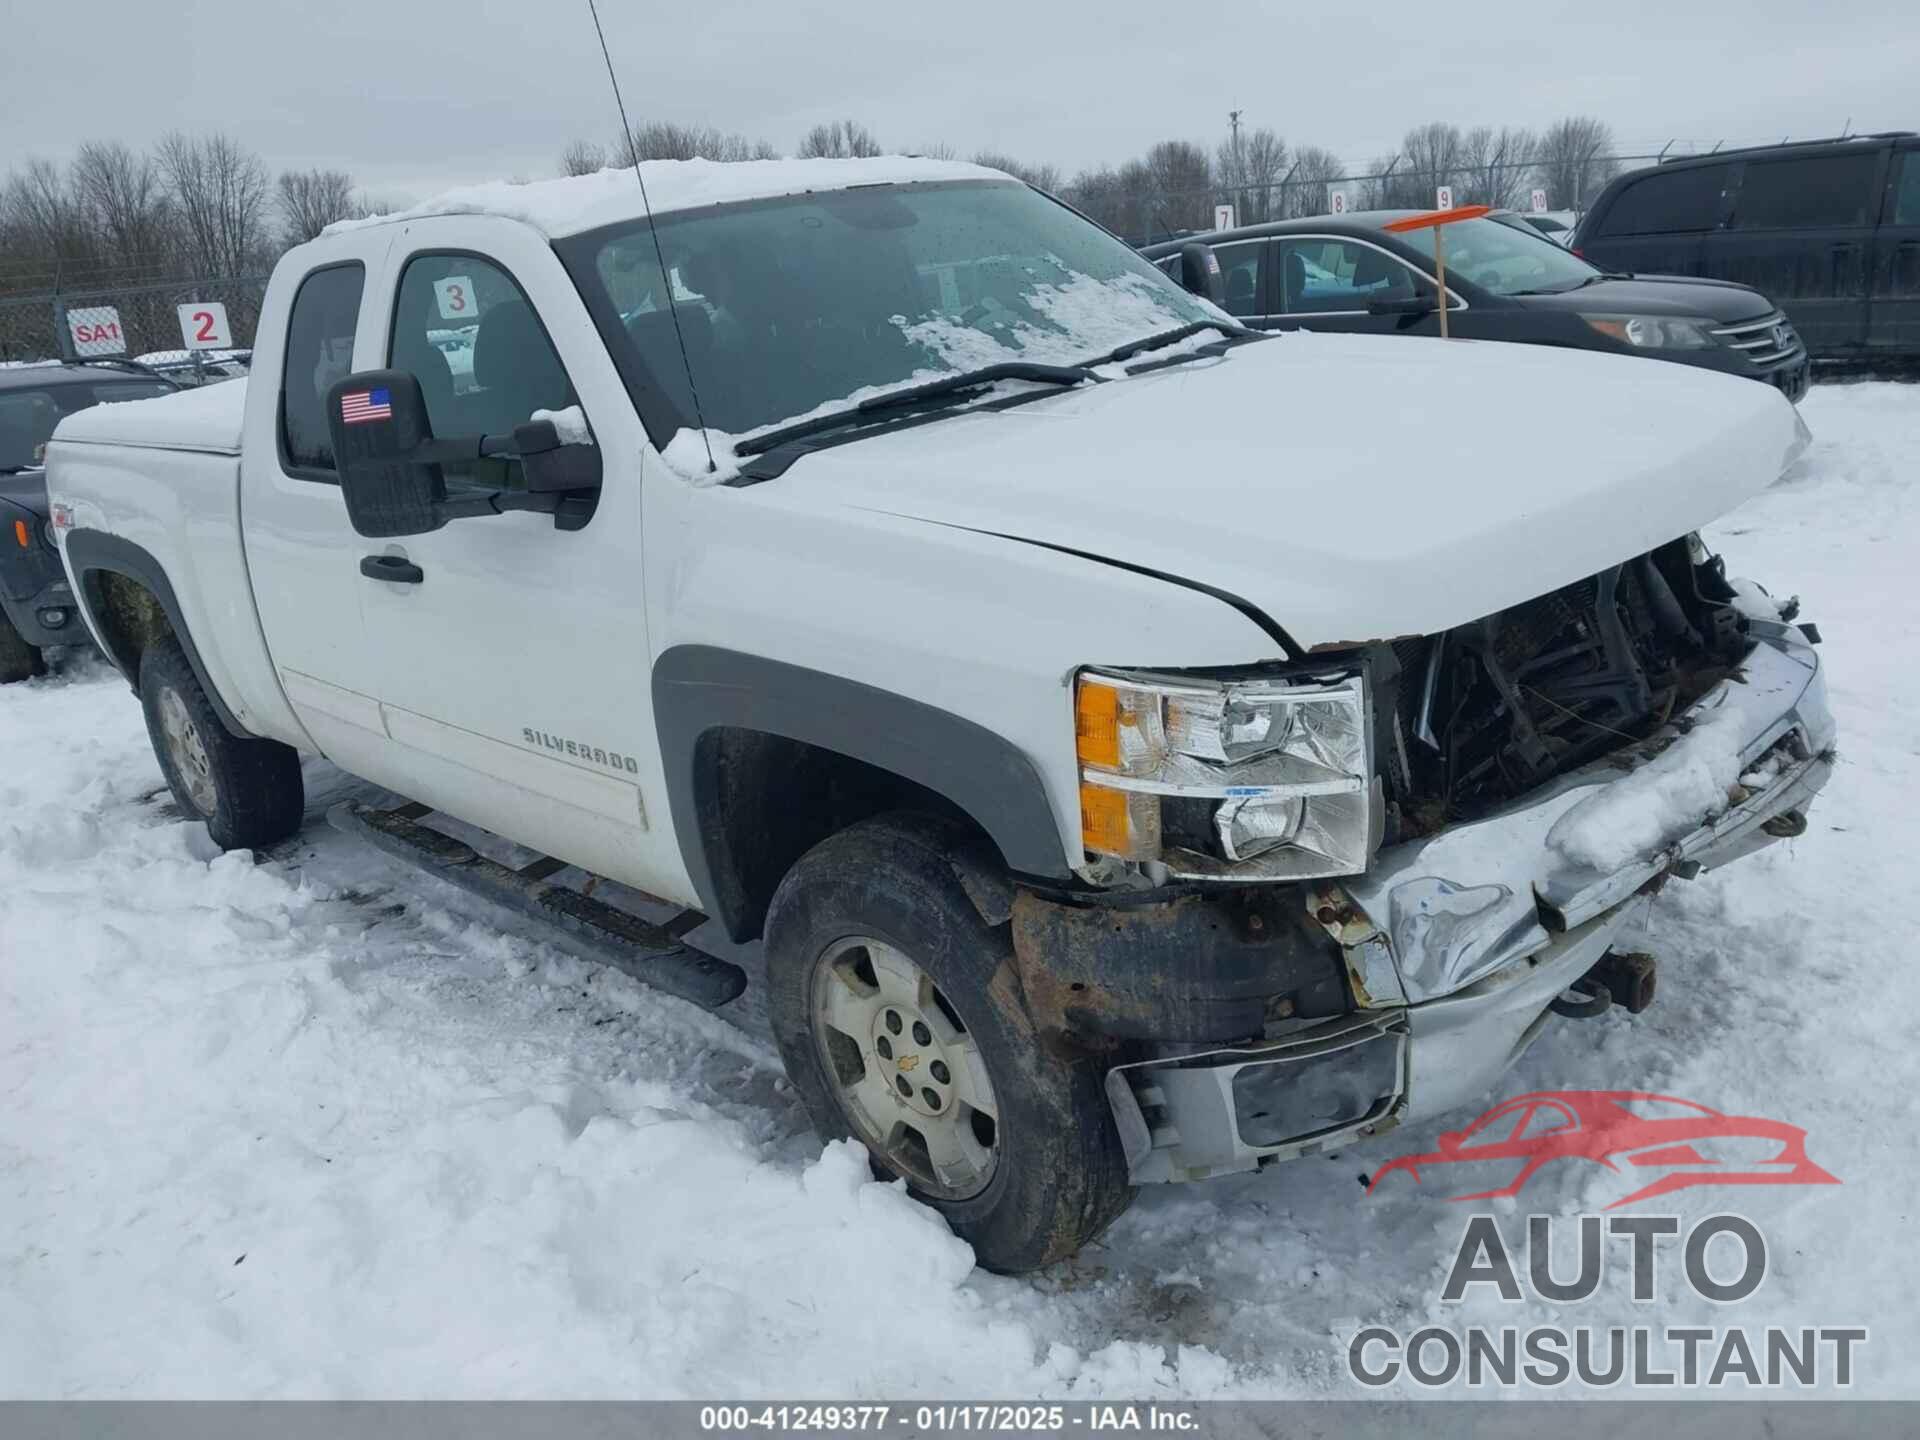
[[433, 275, 478, 320]]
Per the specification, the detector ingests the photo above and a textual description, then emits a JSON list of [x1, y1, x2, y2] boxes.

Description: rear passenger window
[[280, 263, 364, 475], [1890, 153, 1920, 225], [1733, 153, 1879, 229], [388, 253, 578, 485], [1213, 240, 1264, 316], [1596, 165, 1729, 236]]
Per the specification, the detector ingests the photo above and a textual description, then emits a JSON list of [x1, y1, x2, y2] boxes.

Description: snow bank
[[324, 157, 1010, 241], [1546, 712, 1746, 871], [0, 668, 1234, 1398]]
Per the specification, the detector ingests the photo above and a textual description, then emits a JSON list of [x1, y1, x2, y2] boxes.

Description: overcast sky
[[5, 0, 1914, 205]]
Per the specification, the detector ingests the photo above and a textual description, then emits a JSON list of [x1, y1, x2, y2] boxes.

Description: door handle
[[360, 554, 424, 585]]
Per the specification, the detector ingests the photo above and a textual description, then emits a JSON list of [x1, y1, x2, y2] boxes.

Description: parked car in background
[[1574, 132, 1920, 359], [1520, 210, 1580, 245], [135, 349, 252, 386], [1143, 209, 1810, 400], [1, 361, 178, 679]]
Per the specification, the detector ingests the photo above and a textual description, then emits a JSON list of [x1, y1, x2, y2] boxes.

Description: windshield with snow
[[563, 179, 1217, 443], [1397, 215, 1600, 296]]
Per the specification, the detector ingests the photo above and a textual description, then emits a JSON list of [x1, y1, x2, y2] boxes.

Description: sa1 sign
[[66, 305, 127, 357], [1435, 185, 1455, 211], [177, 301, 233, 350]]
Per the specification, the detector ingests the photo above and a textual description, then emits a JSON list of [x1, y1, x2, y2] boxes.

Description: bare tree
[[1536, 115, 1619, 211], [798, 120, 882, 159], [1, 159, 94, 271], [1458, 126, 1541, 209], [156, 132, 272, 275], [70, 141, 176, 270], [612, 122, 779, 163], [1216, 126, 1286, 224], [276, 168, 357, 245], [559, 139, 608, 176], [1144, 140, 1213, 233], [914, 141, 959, 161], [1283, 146, 1344, 217], [1381, 121, 1471, 208], [971, 151, 1063, 193]]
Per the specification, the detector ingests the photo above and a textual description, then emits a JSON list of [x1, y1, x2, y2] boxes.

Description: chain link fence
[[0, 273, 270, 382]]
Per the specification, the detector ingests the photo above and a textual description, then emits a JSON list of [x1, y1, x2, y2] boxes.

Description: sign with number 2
[[433, 276, 478, 321], [175, 301, 232, 350]]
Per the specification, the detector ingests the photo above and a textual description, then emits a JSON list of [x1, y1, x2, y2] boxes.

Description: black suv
[[1142, 210, 1809, 401], [1574, 133, 1920, 359], [1, 361, 178, 680]]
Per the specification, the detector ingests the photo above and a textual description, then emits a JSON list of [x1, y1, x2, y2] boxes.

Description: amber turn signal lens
[[1079, 782, 1132, 855], [12, 519, 29, 549], [1075, 679, 1120, 771]]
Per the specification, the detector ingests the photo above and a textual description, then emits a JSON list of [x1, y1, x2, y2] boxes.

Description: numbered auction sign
[[66, 306, 127, 357], [1213, 203, 1236, 231], [1329, 187, 1348, 215], [1531, 188, 1549, 214], [433, 275, 478, 321], [176, 301, 233, 350], [1436, 185, 1455, 211]]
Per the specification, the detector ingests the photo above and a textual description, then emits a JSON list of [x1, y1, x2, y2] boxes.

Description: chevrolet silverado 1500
[[45, 157, 1834, 1272]]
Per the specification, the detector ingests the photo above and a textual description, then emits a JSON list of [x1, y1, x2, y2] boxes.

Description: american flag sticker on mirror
[[341, 387, 393, 424]]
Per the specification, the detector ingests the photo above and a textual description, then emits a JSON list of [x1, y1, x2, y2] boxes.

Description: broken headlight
[[1074, 667, 1376, 880]]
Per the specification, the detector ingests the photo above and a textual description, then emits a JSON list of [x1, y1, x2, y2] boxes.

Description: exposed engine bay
[[1383, 536, 1755, 840]]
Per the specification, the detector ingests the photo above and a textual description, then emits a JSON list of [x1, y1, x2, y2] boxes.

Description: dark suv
[[1574, 133, 1920, 359], [1143, 210, 1810, 400], [1, 361, 178, 680]]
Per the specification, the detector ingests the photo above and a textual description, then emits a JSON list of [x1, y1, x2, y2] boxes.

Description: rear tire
[[764, 813, 1134, 1273], [138, 637, 305, 850], [0, 609, 44, 684]]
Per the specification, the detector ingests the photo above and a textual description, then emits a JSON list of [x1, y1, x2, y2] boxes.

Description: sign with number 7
[[176, 301, 233, 350]]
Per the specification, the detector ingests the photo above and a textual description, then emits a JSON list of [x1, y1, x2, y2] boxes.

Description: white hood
[[782, 331, 1808, 652]]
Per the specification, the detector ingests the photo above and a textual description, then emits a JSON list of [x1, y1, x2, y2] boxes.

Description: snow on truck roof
[[322, 156, 1013, 241]]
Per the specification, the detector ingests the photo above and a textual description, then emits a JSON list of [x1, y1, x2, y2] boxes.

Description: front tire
[[0, 609, 43, 684], [138, 638, 305, 850], [764, 814, 1133, 1273]]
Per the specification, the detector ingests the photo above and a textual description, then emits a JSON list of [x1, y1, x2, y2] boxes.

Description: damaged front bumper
[[1101, 620, 1833, 1183]]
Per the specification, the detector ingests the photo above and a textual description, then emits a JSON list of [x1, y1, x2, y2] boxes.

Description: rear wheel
[[138, 638, 305, 849], [764, 813, 1133, 1273], [0, 609, 44, 684]]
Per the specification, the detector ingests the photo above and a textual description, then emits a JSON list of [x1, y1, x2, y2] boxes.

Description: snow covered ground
[[3, 381, 1915, 1399]]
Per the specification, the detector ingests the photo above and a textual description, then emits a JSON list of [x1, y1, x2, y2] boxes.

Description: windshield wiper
[[1094, 319, 1248, 366], [734, 361, 1095, 458]]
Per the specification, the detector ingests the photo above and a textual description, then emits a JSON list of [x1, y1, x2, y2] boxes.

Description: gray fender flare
[[651, 645, 1072, 935], [62, 527, 251, 737]]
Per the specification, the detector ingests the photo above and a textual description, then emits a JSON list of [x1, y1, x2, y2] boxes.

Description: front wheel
[[138, 637, 305, 850], [764, 814, 1133, 1273]]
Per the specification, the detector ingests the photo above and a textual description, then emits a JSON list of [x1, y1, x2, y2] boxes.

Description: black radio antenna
[[585, 0, 717, 474]]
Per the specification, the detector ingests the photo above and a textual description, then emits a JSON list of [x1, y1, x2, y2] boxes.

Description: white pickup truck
[[46, 157, 1834, 1272]]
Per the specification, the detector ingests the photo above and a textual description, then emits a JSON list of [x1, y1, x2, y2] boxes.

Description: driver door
[[348, 216, 688, 902], [1259, 236, 1443, 338]]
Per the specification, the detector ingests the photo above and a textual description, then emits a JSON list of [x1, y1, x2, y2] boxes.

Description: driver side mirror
[[1176, 242, 1226, 307], [326, 369, 601, 538]]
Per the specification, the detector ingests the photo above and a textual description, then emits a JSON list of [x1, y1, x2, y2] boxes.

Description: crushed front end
[[1028, 535, 1833, 1183]]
